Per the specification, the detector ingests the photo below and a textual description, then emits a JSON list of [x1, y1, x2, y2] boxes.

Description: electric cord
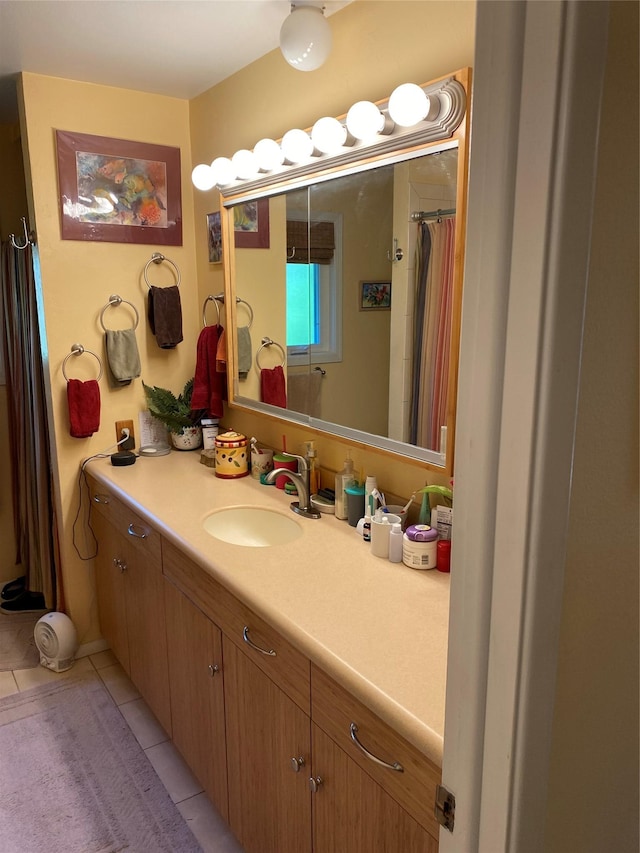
[[72, 434, 130, 560]]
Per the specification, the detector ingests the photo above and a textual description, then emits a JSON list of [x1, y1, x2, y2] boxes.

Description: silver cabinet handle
[[309, 776, 323, 793], [93, 494, 110, 504], [208, 664, 220, 677], [112, 557, 127, 573], [127, 523, 147, 539], [349, 723, 404, 772], [290, 756, 305, 773], [242, 626, 276, 656]]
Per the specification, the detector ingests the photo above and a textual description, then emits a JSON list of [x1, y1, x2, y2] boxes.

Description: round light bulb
[[191, 163, 216, 191], [346, 101, 387, 140], [210, 156, 235, 187], [281, 128, 314, 164], [253, 138, 284, 172], [388, 83, 430, 127], [231, 149, 258, 180], [311, 116, 347, 154], [279, 6, 332, 72]]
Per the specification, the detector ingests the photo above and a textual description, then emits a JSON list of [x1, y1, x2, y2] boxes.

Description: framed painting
[[233, 198, 270, 249], [207, 212, 222, 263], [359, 280, 392, 310], [55, 130, 182, 245]]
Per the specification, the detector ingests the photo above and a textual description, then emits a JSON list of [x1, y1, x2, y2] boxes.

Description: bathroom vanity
[[86, 452, 450, 852]]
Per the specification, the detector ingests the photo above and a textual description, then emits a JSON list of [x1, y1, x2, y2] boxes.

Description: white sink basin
[[202, 506, 303, 547]]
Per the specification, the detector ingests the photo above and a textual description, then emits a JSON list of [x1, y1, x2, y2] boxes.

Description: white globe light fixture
[[191, 163, 216, 191], [253, 138, 285, 172], [346, 101, 393, 141], [210, 156, 235, 187], [280, 4, 332, 72], [388, 83, 441, 127], [281, 128, 314, 164], [311, 116, 348, 154], [231, 149, 258, 181]]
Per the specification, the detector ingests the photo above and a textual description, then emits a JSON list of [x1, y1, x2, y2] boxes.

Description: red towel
[[260, 366, 287, 408], [191, 325, 226, 418], [67, 379, 101, 438]]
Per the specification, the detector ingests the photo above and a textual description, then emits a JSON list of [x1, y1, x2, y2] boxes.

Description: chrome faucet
[[264, 453, 321, 519]]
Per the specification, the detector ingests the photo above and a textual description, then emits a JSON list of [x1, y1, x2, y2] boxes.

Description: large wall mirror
[[220, 70, 470, 474]]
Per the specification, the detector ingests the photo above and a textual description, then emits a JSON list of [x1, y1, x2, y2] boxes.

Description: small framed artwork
[[233, 198, 270, 249], [359, 280, 392, 310], [55, 130, 182, 245], [207, 212, 222, 263]]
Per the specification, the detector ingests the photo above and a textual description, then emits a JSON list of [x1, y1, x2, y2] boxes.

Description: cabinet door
[[223, 637, 312, 853], [93, 512, 130, 674], [312, 723, 438, 853], [164, 578, 228, 820], [123, 533, 172, 735]]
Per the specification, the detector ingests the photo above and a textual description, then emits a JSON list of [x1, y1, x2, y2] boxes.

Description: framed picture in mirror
[[233, 199, 270, 249], [359, 280, 391, 311]]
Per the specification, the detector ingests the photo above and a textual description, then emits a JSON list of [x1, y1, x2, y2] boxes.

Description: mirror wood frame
[[220, 68, 471, 476]]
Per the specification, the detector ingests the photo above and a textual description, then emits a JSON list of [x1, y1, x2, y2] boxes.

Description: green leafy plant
[[142, 378, 203, 435]]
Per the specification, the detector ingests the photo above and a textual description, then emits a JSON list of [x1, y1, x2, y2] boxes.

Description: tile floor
[[0, 650, 244, 853]]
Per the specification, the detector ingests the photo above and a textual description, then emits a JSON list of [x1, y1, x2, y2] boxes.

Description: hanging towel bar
[[256, 337, 285, 370], [410, 207, 456, 222], [99, 295, 140, 331], [202, 295, 221, 327], [62, 343, 103, 381], [143, 252, 181, 288]]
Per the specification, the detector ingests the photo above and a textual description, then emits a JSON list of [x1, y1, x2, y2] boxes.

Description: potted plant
[[142, 378, 204, 450]]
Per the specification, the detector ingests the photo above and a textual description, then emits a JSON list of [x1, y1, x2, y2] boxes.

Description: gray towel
[[287, 370, 322, 417], [237, 326, 252, 380], [105, 329, 141, 385]]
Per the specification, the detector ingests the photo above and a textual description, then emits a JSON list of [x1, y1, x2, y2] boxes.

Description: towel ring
[[62, 343, 103, 382], [213, 293, 254, 329], [202, 295, 221, 327], [256, 337, 286, 370], [144, 252, 181, 289], [99, 294, 140, 332]]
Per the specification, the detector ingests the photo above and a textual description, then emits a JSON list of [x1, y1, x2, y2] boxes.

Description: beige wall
[[190, 0, 475, 483], [19, 74, 197, 643], [544, 2, 639, 850]]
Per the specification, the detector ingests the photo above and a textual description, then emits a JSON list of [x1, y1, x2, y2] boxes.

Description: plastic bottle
[[364, 475, 378, 519], [334, 457, 355, 520], [388, 523, 403, 563], [305, 441, 320, 495]]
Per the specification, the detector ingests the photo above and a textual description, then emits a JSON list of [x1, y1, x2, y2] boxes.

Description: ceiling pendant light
[[280, 4, 332, 72]]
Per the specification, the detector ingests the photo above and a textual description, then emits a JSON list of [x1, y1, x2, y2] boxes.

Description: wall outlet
[[115, 419, 135, 451]]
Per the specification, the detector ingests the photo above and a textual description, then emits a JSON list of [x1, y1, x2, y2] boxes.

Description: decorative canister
[[214, 430, 249, 478], [402, 524, 438, 570]]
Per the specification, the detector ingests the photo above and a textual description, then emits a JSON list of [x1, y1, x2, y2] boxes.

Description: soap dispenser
[[334, 456, 355, 520]]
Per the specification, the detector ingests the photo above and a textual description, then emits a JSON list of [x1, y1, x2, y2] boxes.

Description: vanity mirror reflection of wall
[[223, 70, 469, 474]]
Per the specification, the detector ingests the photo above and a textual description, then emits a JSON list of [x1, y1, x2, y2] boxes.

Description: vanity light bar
[[191, 76, 466, 198]]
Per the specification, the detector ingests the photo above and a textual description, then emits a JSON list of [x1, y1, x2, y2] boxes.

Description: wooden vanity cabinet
[[89, 479, 172, 735], [163, 578, 228, 820]]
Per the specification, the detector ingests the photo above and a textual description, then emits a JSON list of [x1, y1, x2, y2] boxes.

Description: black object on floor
[[0, 591, 47, 613], [1, 576, 26, 601]]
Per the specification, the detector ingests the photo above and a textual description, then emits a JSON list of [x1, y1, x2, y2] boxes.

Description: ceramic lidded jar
[[214, 430, 249, 478]]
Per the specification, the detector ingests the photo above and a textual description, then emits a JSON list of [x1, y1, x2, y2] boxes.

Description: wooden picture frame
[[55, 130, 182, 245], [233, 198, 270, 249], [359, 280, 392, 310], [207, 212, 222, 263]]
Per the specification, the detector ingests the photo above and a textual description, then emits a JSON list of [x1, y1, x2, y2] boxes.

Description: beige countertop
[[86, 451, 450, 766]]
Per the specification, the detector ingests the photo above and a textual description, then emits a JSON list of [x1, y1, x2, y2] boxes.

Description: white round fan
[[34, 612, 78, 672]]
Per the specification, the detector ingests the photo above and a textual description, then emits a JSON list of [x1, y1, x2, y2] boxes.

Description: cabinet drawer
[[162, 538, 310, 715], [311, 664, 441, 839], [87, 475, 161, 565]]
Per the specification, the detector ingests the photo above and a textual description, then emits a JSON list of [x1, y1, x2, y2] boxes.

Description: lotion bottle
[[334, 456, 355, 520], [388, 523, 403, 563]]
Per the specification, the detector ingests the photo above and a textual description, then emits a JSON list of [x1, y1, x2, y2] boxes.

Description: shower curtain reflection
[[410, 216, 456, 450], [1, 240, 61, 611]]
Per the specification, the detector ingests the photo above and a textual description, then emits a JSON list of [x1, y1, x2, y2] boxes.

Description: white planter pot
[[170, 427, 202, 451]]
